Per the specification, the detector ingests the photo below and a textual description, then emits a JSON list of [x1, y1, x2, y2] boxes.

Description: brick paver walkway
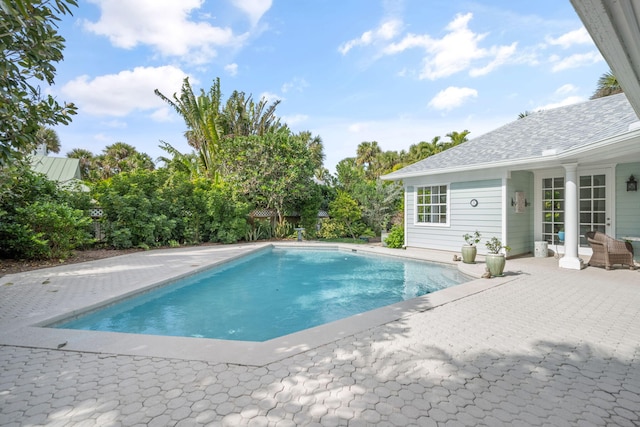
[[1, 244, 639, 426]]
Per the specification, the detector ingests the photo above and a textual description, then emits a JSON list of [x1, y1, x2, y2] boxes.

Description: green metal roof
[[30, 155, 81, 183], [29, 155, 88, 191]]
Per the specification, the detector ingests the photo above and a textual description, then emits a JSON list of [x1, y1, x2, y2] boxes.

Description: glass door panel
[[541, 177, 564, 244], [579, 174, 607, 246]]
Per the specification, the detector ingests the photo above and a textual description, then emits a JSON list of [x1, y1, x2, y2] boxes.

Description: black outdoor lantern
[[627, 175, 638, 192]]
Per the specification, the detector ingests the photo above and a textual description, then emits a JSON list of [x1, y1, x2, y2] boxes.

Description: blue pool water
[[54, 248, 470, 342]]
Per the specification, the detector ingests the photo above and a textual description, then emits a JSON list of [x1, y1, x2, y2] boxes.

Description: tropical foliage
[[155, 78, 223, 180], [92, 169, 250, 248], [591, 70, 622, 99], [0, 161, 93, 259], [66, 143, 154, 181], [0, 0, 78, 165], [219, 129, 321, 226], [384, 224, 404, 249]]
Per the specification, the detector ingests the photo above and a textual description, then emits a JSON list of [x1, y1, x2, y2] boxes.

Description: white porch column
[[559, 163, 584, 270]]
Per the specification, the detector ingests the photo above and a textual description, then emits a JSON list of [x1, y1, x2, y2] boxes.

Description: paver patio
[[1, 243, 639, 426]]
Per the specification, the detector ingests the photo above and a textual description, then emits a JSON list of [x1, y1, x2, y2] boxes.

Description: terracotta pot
[[461, 245, 477, 264], [485, 253, 506, 276]]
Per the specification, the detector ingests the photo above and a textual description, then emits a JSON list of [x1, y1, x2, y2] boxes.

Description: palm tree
[[155, 77, 223, 180], [356, 141, 382, 178], [445, 130, 470, 147], [93, 142, 154, 179], [219, 90, 283, 137], [157, 141, 201, 178], [298, 131, 325, 172], [407, 136, 441, 163], [377, 150, 401, 175], [67, 148, 94, 179], [35, 127, 61, 154], [591, 70, 622, 99]]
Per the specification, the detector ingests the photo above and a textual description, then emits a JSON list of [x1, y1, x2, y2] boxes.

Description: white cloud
[[259, 91, 283, 104], [470, 43, 518, 77], [225, 63, 239, 76], [100, 119, 128, 129], [550, 51, 603, 72], [84, 0, 248, 63], [383, 13, 516, 80], [149, 107, 176, 123], [338, 19, 402, 55], [231, 0, 272, 26], [93, 133, 112, 142], [60, 65, 190, 117], [546, 27, 592, 49], [555, 84, 578, 95], [428, 86, 478, 111], [281, 114, 308, 126], [347, 122, 370, 133], [535, 96, 584, 111], [281, 77, 309, 93]]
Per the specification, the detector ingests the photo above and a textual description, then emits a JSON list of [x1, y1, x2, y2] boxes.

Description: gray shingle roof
[[383, 93, 637, 179]]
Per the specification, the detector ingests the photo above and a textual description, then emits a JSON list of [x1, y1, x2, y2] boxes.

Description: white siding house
[[382, 93, 640, 269]]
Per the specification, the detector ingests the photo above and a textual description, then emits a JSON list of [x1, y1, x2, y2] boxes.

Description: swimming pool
[[54, 247, 470, 342]]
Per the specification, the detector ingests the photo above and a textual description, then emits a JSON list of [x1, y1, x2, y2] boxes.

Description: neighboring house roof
[[29, 155, 87, 191], [571, 0, 640, 118], [382, 93, 639, 180]]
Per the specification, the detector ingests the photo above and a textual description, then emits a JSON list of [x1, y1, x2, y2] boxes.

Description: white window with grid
[[415, 185, 448, 225]]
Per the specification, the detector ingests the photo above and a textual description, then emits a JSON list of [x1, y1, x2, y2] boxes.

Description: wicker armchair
[[585, 231, 635, 270]]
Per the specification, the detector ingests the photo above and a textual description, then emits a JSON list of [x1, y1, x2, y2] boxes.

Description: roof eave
[[380, 128, 640, 181], [571, 0, 640, 118]]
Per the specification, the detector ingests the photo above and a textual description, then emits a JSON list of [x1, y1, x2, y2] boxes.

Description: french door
[[540, 168, 613, 248], [579, 173, 608, 246]]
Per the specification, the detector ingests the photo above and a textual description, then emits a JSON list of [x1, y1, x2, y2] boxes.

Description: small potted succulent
[[485, 236, 511, 277], [461, 231, 481, 263]]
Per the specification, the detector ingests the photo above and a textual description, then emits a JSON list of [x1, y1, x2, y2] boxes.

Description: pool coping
[[0, 243, 514, 366]]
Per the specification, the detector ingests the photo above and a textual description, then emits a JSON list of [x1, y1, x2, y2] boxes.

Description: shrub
[[0, 163, 94, 260], [317, 218, 347, 239], [384, 224, 404, 248], [18, 201, 94, 259], [205, 182, 250, 244], [329, 191, 362, 239], [274, 221, 292, 239]]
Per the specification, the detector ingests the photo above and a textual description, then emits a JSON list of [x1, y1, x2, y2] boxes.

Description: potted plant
[[485, 237, 511, 276], [461, 231, 481, 263]]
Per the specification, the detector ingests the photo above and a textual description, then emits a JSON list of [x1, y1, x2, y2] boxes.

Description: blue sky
[[51, 0, 609, 173]]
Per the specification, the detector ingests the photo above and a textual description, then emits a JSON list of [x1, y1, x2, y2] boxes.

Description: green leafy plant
[[18, 201, 93, 259], [274, 221, 292, 239], [485, 237, 511, 254], [0, 0, 78, 165], [317, 218, 347, 239], [329, 191, 362, 239], [463, 231, 481, 246], [0, 162, 93, 260], [384, 224, 404, 249], [245, 219, 273, 241]]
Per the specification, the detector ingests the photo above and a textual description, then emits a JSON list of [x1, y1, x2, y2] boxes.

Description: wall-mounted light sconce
[[511, 191, 530, 213], [627, 175, 638, 192]]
